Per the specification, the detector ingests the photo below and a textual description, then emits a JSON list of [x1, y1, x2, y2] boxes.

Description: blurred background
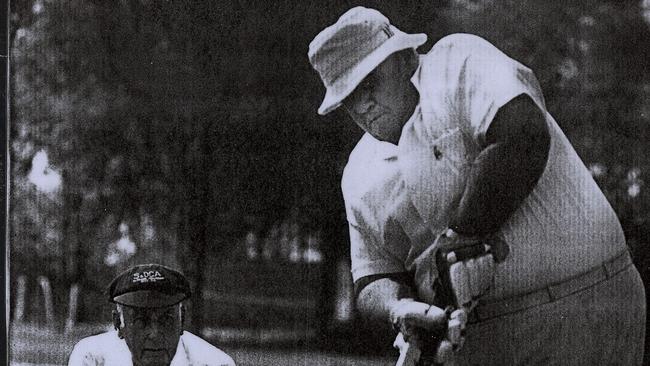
[[7, 0, 650, 365]]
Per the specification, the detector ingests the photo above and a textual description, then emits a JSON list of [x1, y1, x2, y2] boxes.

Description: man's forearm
[[450, 94, 550, 236], [356, 277, 417, 323]]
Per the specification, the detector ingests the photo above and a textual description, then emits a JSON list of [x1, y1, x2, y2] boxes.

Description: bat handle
[[394, 332, 422, 366]]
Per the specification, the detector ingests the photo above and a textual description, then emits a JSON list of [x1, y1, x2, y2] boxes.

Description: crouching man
[[68, 263, 235, 366]]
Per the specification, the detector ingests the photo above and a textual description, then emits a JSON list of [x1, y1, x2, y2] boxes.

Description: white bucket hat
[[308, 7, 427, 115]]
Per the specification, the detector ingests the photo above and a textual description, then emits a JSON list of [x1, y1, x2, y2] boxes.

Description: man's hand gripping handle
[[390, 300, 450, 366], [394, 229, 504, 366]]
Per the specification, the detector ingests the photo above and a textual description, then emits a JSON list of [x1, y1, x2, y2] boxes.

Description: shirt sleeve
[[460, 40, 544, 146], [180, 331, 236, 366], [219, 355, 236, 366], [348, 209, 408, 282], [342, 135, 411, 282], [67, 341, 97, 366]]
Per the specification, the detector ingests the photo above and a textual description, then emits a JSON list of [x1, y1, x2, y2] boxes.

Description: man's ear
[[397, 48, 418, 73], [112, 310, 123, 338], [112, 310, 120, 330], [179, 304, 186, 335]]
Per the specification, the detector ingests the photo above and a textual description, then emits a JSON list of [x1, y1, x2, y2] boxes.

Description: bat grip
[[394, 333, 422, 366]]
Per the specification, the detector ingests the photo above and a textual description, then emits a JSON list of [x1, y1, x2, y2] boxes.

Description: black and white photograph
[[6, 1, 650, 365]]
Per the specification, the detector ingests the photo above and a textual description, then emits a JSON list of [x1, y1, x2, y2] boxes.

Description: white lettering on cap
[[132, 270, 165, 283]]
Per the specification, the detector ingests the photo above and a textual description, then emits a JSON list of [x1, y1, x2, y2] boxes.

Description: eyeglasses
[[126, 309, 178, 330]]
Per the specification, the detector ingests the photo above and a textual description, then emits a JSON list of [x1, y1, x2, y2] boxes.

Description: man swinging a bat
[[308, 7, 645, 365]]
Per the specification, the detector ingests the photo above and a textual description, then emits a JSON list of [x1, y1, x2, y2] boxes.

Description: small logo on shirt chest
[[433, 145, 443, 160]]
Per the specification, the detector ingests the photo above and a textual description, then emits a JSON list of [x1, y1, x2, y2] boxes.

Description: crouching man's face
[[116, 304, 183, 366]]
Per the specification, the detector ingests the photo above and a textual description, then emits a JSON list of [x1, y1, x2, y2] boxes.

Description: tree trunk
[[61, 169, 89, 323], [178, 190, 210, 334], [177, 117, 213, 334], [64, 283, 80, 333], [37, 276, 55, 328], [13, 275, 27, 323], [179, 196, 210, 334], [189, 231, 208, 334]]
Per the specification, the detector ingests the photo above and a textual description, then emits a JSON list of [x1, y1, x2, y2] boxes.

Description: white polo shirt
[[68, 330, 235, 366], [343, 33, 626, 301]]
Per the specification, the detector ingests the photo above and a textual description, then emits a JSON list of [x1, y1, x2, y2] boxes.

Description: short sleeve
[[67, 341, 98, 366], [459, 39, 543, 146], [67, 343, 84, 366], [342, 134, 410, 282], [347, 206, 408, 282], [180, 331, 236, 366]]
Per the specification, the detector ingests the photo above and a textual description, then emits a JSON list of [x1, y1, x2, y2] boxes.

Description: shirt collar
[[170, 332, 189, 366]]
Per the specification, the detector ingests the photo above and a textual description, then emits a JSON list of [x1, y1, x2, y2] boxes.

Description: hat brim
[[317, 31, 427, 115], [112, 290, 187, 308]]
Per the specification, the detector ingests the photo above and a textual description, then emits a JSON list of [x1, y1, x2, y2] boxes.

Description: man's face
[[342, 51, 418, 144], [120, 305, 183, 366]]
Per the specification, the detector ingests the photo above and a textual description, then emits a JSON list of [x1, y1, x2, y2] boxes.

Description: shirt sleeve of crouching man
[[177, 331, 236, 366], [68, 330, 133, 366]]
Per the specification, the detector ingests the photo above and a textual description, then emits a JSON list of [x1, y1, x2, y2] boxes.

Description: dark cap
[[108, 264, 191, 308]]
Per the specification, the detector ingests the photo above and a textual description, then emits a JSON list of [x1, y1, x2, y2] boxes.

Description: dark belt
[[469, 251, 633, 323]]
